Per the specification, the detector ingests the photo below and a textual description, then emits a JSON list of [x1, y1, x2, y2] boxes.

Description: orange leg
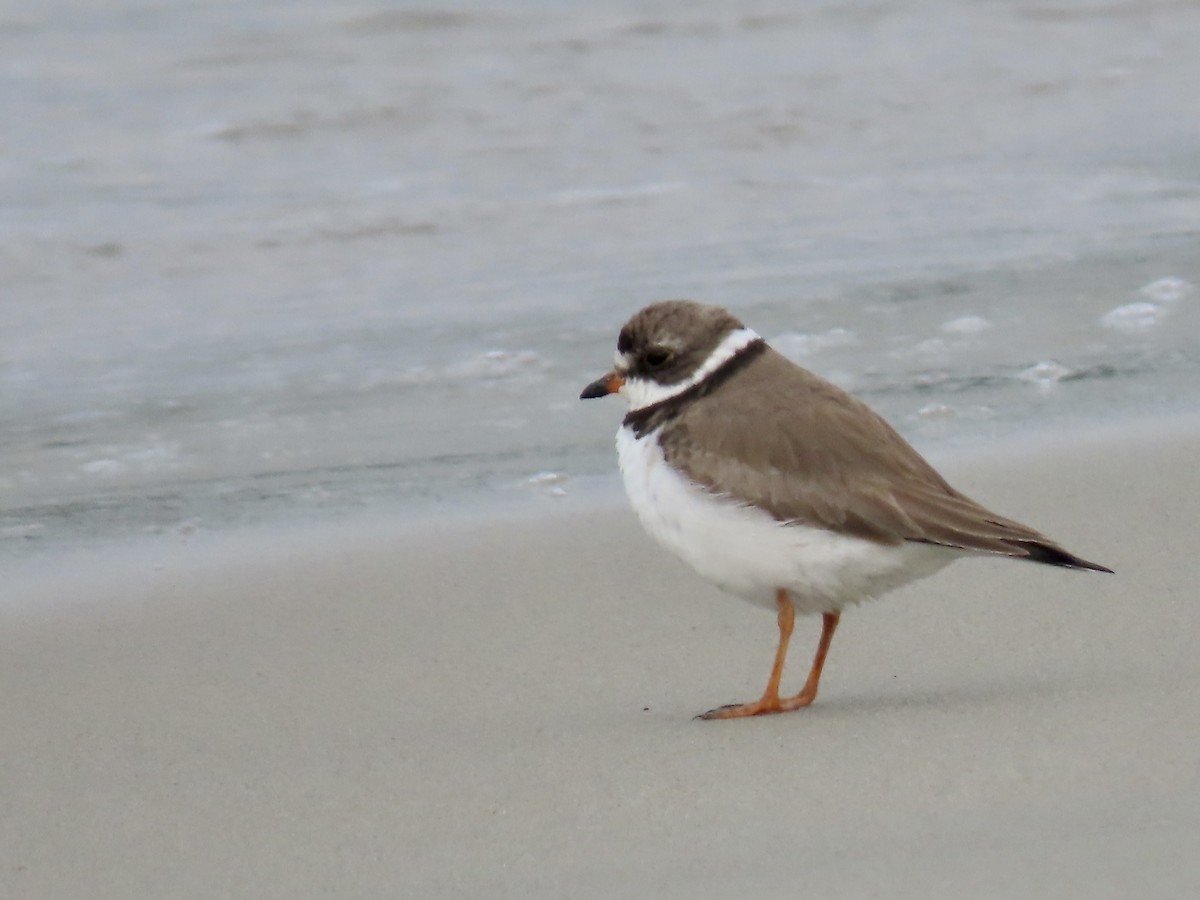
[[699, 590, 841, 720]]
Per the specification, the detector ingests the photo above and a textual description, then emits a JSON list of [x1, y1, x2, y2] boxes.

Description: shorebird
[[581, 300, 1112, 719]]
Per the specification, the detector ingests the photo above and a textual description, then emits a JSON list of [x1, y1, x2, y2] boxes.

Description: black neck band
[[622, 339, 766, 438]]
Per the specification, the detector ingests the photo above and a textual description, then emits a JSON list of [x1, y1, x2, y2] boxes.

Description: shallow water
[[3, 0, 1199, 558]]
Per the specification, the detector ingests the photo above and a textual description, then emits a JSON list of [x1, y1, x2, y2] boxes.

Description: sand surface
[[4, 420, 1199, 898]]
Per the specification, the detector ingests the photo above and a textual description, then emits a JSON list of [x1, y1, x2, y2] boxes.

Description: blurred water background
[[3, 0, 1199, 559]]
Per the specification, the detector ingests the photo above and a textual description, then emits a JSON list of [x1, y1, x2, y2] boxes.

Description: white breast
[[615, 424, 957, 614]]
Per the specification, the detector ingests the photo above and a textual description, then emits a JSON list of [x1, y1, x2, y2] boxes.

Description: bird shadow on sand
[[807, 665, 1135, 720]]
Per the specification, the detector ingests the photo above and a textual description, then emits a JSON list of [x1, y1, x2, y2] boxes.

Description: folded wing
[[659, 348, 1111, 572]]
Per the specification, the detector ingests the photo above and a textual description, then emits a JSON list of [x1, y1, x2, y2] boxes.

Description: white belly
[[615, 425, 957, 613]]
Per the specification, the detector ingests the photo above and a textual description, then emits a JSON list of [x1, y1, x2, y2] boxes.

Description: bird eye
[[643, 347, 673, 369]]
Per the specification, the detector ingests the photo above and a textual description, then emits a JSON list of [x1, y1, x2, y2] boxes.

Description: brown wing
[[658, 347, 1110, 570]]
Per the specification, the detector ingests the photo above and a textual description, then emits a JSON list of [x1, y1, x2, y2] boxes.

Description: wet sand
[[3, 418, 1199, 898]]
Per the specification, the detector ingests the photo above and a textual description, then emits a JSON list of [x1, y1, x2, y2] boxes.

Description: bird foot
[[696, 692, 815, 720]]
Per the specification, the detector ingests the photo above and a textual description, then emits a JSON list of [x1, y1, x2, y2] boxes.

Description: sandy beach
[[3, 417, 1199, 898]]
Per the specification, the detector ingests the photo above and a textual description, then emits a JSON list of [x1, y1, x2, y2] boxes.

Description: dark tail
[[1015, 541, 1113, 574]]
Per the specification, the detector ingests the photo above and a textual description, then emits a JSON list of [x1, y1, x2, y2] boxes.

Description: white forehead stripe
[[620, 327, 761, 411]]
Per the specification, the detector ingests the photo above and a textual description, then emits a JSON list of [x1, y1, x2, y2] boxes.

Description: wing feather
[[658, 347, 1110, 571]]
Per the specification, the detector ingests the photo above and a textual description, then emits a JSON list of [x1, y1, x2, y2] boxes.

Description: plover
[[581, 300, 1111, 720]]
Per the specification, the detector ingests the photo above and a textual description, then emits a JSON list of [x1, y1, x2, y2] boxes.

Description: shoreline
[[7, 407, 1198, 596]]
